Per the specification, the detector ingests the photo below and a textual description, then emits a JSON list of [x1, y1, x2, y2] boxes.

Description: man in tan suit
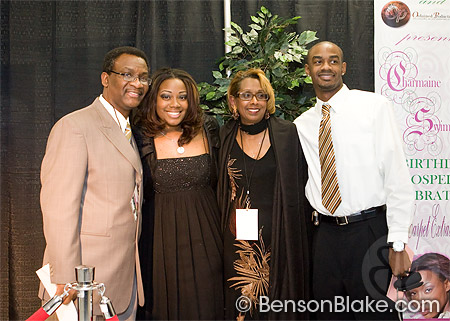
[[39, 46, 150, 320]]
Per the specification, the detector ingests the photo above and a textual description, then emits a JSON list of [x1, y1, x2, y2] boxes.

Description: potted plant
[[198, 6, 318, 123]]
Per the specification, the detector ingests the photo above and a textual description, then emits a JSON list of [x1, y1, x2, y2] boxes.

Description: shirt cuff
[[387, 230, 409, 244]]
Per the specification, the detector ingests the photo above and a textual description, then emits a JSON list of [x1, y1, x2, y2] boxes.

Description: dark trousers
[[312, 211, 399, 321]]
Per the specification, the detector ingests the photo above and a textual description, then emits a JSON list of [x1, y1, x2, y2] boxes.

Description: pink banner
[[375, 0, 450, 318]]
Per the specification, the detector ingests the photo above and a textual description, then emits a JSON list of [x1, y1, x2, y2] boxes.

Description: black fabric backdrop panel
[[294, 0, 375, 91], [0, 1, 374, 319], [139, 1, 225, 81]]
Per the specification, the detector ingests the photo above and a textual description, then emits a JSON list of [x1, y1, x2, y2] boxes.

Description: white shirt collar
[[315, 84, 349, 114], [99, 94, 129, 133]]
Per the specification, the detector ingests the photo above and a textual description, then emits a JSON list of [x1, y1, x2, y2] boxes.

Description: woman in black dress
[[217, 68, 311, 320], [133, 68, 223, 320]]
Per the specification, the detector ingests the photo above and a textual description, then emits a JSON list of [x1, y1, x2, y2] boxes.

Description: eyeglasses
[[109, 70, 151, 85], [236, 92, 269, 101]]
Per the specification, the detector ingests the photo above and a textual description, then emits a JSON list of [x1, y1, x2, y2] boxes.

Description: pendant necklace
[[239, 127, 267, 209], [160, 131, 185, 154]]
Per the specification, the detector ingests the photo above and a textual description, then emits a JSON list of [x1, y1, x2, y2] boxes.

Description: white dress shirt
[[294, 85, 414, 243], [100, 94, 130, 133]]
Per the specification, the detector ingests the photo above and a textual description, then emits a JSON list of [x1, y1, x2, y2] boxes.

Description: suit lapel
[[92, 99, 142, 177]]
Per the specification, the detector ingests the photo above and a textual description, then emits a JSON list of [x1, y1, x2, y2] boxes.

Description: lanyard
[[239, 127, 267, 209]]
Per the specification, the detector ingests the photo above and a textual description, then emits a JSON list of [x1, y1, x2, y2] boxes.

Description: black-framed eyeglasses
[[109, 70, 151, 85], [236, 92, 269, 101]]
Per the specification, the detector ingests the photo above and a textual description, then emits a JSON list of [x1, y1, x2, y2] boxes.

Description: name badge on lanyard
[[236, 208, 259, 240]]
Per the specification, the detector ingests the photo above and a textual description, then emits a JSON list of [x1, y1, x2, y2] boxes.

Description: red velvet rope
[[26, 307, 118, 321], [26, 307, 50, 321]]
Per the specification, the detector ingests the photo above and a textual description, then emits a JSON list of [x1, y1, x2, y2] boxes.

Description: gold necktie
[[125, 122, 132, 143], [319, 103, 342, 214]]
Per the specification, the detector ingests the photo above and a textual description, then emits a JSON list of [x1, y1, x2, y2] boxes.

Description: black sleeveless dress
[[151, 154, 223, 320]]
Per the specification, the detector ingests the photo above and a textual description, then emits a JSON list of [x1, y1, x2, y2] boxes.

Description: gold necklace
[[160, 131, 185, 154]]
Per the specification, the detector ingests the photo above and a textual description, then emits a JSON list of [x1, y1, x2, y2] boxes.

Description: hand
[[388, 248, 411, 277], [55, 283, 77, 304]]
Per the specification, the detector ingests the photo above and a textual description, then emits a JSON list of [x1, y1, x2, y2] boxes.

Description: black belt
[[317, 205, 386, 226]]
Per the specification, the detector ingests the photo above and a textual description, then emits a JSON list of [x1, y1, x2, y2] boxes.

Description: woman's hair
[[411, 253, 450, 283], [136, 67, 203, 146], [227, 68, 276, 115]]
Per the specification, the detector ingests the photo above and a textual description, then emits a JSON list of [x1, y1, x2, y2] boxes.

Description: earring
[[265, 110, 270, 119], [232, 107, 239, 120]]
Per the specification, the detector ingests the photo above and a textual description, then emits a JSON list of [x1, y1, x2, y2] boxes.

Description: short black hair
[[306, 41, 344, 65], [102, 46, 149, 72]]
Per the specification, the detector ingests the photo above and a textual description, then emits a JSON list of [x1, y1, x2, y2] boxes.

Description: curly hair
[[135, 68, 203, 146], [227, 68, 276, 115], [305, 41, 344, 65]]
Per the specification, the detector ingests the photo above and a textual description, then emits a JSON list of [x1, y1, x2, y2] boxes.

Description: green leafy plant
[[198, 6, 318, 122]]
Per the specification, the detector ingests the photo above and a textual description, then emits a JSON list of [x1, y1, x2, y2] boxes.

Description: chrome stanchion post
[[75, 265, 95, 321], [27, 265, 120, 321], [42, 288, 69, 316], [99, 295, 116, 319]]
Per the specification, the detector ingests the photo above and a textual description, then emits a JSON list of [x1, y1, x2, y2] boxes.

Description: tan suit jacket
[[39, 97, 144, 314]]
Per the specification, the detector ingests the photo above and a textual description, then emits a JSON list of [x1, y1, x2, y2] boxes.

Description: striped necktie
[[319, 103, 342, 214], [125, 122, 132, 143]]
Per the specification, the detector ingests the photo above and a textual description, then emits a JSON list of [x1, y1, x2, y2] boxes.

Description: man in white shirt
[[39, 46, 150, 320], [294, 41, 414, 320]]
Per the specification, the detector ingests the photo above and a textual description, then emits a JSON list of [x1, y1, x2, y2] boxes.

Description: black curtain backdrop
[[0, 1, 374, 319]]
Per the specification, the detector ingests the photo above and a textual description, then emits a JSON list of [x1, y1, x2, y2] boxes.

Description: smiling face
[[230, 77, 268, 125], [101, 53, 149, 118], [405, 270, 450, 318], [155, 78, 189, 130], [305, 42, 346, 102]]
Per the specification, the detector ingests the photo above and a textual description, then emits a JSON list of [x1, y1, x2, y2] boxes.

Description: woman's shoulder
[[203, 114, 220, 148], [219, 118, 238, 133], [269, 116, 297, 133], [269, 116, 300, 146], [203, 114, 220, 131]]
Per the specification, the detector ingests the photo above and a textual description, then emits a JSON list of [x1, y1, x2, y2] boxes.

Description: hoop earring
[[265, 110, 270, 119], [232, 107, 239, 120]]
